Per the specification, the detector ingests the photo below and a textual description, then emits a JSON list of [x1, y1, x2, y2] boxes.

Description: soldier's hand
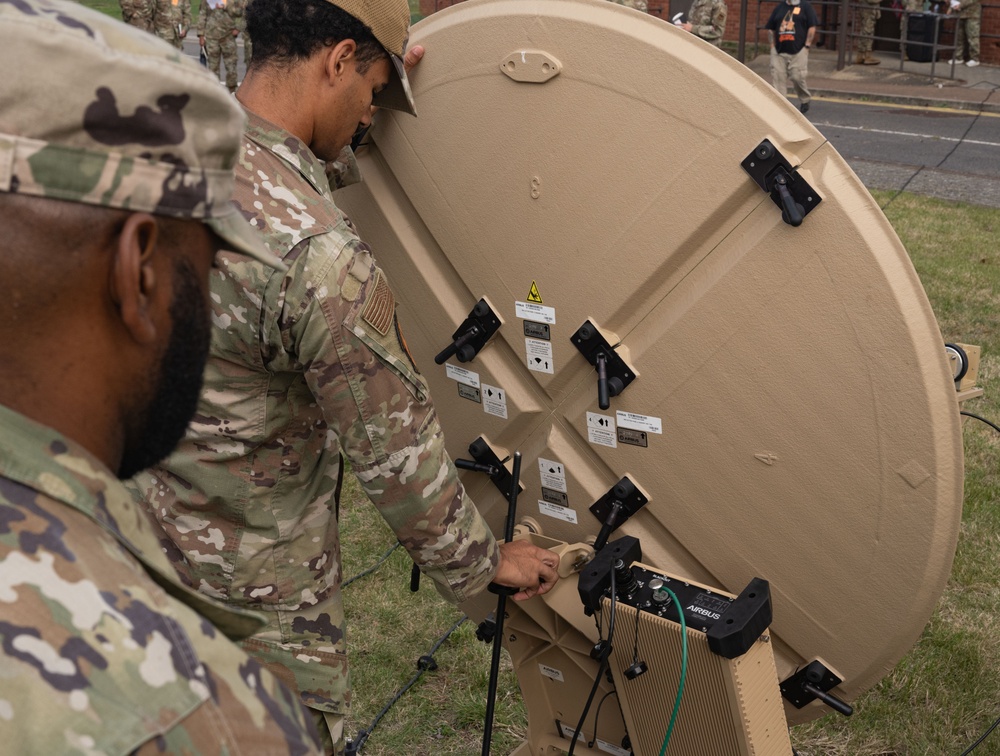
[[198, 35, 205, 46], [232, 28, 239, 36], [494, 539, 559, 600], [404, 44, 424, 74]]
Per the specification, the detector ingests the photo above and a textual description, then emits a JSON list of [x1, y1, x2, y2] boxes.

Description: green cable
[[658, 585, 687, 756]]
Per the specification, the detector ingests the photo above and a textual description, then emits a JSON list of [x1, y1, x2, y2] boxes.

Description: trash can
[[906, 13, 937, 62]]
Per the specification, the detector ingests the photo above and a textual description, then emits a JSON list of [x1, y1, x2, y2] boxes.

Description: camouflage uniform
[[0, 1, 318, 751], [197, 0, 240, 92], [129, 110, 501, 749], [0, 407, 321, 755], [855, 0, 882, 61], [607, 0, 649, 13], [951, 0, 982, 63], [120, 0, 154, 32], [153, 0, 191, 49], [899, 0, 923, 58], [687, 0, 728, 46]]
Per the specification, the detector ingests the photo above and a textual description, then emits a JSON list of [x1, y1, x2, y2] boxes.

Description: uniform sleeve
[[181, 0, 191, 30], [697, 0, 727, 42], [196, 0, 207, 36], [287, 233, 500, 603]]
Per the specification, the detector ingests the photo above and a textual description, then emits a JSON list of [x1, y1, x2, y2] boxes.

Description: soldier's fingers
[[404, 44, 424, 74]]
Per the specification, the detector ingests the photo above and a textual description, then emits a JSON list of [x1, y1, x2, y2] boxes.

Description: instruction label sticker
[[539, 500, 578, 524], [481, 383, 507, 419], [523, 320, 550, 340], [538, 457, 567, 492], [516, 300, 556, 324], [597, 740, 631, 756], [445, 363, 480, 389], [616, 410, 663, 435], [617, 428, 648, 448], [538, 663, 564, 682], [587, 412, 617, 448], [541, 488, 569, 507], [457, 384, 481, 403], [525, 338, 554, 374]]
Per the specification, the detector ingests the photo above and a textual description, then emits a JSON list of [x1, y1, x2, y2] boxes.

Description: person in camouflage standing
[[153, 0, 191, 49], [678, 0, 728, 47], [127, 0, 561, 753], [230, 0, 252, 65], [855, 0, 883, 64], [120, 0, 154, 32], [198, 0, 241, 92], [947, 0, 982, 66], [0, 1, 324, 754], [898, 0, 923, 60]]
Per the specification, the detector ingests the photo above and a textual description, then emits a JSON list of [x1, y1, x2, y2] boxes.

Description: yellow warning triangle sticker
[[526, 281, 543, 304]]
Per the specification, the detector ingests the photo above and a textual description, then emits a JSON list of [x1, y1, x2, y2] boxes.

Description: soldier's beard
[[118, 259, 211, 480]]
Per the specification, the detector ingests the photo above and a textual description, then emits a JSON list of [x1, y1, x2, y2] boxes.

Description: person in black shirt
[[765, 0, 818, 113]]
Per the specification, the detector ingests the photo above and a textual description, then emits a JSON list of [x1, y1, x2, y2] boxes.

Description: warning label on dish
[[525, 338, 554, 374], [587, 412, 617, 448], [516, 300, 556, 324], [445, 363, 480, 389], [537, 457, 567, 492], [616, 410, 663, 434], [481, 383, 507, 419], [539, 500, 578, 524]]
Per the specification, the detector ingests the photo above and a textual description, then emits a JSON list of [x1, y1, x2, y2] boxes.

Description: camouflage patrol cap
[[329, 0, 417, 115], [0, 0, 284, 270]]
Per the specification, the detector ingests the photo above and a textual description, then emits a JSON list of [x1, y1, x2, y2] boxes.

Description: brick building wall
[[417, 0, 998, 64]]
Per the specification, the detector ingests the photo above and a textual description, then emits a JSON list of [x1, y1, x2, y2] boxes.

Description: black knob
[[613, 479, 635, 500], [596, 352, 611, 410], [755, 141, 775, 160], [774, 173, 804, 227]]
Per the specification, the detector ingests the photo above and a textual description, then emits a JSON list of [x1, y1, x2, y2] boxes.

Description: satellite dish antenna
[[338, 0, 962, 750]]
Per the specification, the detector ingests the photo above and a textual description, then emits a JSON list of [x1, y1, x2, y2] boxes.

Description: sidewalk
[[743, 47, 1000, 113]]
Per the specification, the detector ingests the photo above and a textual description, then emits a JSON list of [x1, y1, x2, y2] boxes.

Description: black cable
[[880, 82, 1000, 212], [632, 595, 642, 663], [568, 567, 618, 755], [346, 615, 468, 754], [586, 691, 618, 749], [960, 713, 1000, 755], [961, 411, 1000, 436], [341, 542, 401, 589]]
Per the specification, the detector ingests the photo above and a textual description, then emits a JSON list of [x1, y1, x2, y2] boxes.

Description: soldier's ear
[[110, 212, 163, 346]]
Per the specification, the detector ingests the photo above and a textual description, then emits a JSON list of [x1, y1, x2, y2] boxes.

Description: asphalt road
[[804, 97, 1000, 209]]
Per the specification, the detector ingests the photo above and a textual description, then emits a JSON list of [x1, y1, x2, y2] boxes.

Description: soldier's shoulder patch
[[361, 269, 395, 336]]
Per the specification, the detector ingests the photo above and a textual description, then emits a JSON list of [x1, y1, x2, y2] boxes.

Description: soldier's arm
[[290, 235, 506, 603], [698, 0, 727, 41], [196, 0, 207, 38]]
